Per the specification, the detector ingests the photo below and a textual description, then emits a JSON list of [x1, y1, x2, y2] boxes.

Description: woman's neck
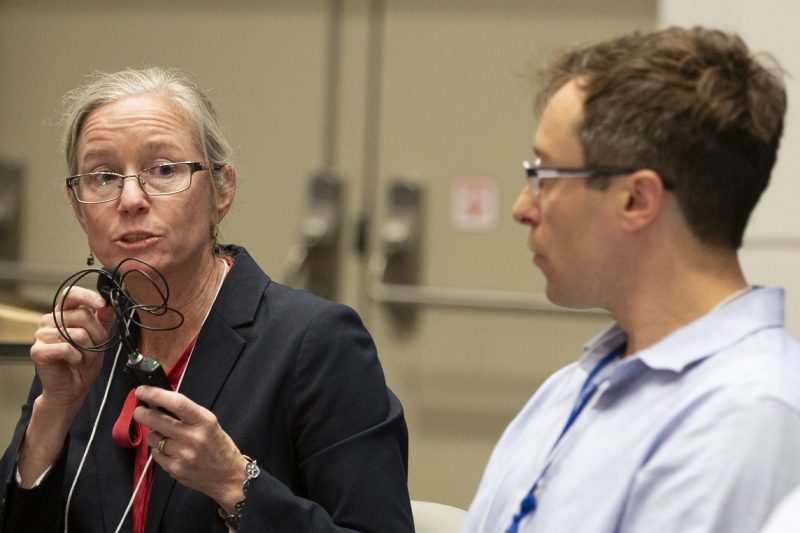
[[130, 254, 228, 368]]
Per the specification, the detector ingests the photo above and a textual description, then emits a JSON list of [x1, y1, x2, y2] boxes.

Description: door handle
[[368, 178, 425, 326], [282, 171, 343, 300], [0, 161, 23, 294], [381, 179, 423, 259]]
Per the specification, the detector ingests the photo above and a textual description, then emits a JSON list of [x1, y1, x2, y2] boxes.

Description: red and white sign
[[450, 177, 498, 232]]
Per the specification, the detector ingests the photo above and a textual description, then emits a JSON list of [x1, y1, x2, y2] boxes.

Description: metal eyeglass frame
[[66, 161, 224, 204], [522, 158, 640, 198]]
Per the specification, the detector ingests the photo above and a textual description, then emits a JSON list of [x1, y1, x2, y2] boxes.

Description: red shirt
[[111, 339, 194, 533]]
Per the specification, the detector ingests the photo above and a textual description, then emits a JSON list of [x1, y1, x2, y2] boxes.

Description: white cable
[[64, 341, 124, 533], [113, 454, 154, 533]]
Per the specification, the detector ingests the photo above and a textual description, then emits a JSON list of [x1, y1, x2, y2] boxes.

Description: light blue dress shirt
[[759, 483, 800, 533], [464, 287, 800, 533]]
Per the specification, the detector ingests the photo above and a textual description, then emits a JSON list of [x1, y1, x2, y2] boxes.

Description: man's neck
[[612, 250, 747, 357]]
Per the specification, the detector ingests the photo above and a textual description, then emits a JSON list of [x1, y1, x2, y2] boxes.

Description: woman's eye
[[95, 173, 119, 187], [154, 164, 176, 177]]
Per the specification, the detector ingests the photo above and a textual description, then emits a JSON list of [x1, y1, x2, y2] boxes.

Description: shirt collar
[[580, 286, 785, 373]]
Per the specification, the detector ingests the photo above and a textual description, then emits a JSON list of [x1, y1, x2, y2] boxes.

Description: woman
[[0, 67, 414, 533]]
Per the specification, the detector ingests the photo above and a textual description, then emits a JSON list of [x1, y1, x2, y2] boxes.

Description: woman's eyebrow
[[78, 149, 114, 165], [140, 138, 185, 153]]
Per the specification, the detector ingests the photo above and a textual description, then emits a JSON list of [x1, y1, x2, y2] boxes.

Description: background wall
[[6, 0, 792, 512]]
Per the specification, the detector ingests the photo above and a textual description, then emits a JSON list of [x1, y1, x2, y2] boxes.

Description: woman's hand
[[31, 286, 113, 412], [18, 286, 114, 487], [134, 386, 248, 513]]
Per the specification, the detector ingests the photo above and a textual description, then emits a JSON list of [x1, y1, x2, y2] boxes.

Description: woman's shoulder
[[224, 244, 360, 326]]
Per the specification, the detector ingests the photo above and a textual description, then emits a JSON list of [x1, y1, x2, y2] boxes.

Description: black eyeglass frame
[[66, 161, 224, 204], [522, 159, 641, 198]]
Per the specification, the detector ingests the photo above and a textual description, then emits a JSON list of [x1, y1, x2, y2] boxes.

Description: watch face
[[246, 462, 260, 479]]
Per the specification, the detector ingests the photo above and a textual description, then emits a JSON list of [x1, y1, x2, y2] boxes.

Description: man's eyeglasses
[[522, 159, 639, 198], [66, 161, 223, 204]]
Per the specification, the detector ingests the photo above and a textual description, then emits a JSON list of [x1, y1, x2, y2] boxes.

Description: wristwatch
[[218, 455, 260, 529]]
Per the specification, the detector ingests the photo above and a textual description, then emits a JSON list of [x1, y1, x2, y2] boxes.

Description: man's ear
[[619, 170, 667, 232], [215, 164, 237, 223]]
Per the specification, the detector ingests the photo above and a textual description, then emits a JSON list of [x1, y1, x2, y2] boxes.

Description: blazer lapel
[[145, 250, 262, 531]]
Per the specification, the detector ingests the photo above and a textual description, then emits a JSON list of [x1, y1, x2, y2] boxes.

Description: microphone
[[97, 267, 117, 304], [96, 265, 177, 415]]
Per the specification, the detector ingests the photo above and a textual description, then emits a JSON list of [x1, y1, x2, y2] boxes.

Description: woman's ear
[[215, 164, 237, 223]]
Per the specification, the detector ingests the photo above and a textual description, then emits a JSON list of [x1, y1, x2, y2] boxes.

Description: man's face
[[512, 80, 616, 309]]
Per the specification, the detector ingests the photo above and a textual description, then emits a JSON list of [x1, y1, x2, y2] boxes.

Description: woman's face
[[71, 93, 234, 278]]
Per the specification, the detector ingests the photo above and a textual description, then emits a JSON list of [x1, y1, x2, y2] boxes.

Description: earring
[[86, 250, 95, 266]]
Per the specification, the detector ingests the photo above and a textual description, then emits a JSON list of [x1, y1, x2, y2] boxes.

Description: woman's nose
[[117, 175, 150, 211]]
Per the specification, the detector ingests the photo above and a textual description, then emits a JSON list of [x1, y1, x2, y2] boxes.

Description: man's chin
[[544, 284, 596, 311]]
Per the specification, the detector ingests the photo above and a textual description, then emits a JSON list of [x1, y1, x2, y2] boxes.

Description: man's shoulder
[[687, 325, 800, 409]]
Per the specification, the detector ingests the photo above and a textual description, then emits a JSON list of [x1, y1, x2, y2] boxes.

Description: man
[[463, 27, 800, 533]]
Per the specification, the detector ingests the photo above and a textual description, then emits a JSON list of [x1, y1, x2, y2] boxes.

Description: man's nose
[[512, 186, 540, 226]]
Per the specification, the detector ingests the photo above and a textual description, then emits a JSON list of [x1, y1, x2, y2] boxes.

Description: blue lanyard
[[505, 344, 626, 533]]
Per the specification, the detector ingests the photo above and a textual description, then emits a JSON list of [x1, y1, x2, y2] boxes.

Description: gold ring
[[157, 436, 169, 456]]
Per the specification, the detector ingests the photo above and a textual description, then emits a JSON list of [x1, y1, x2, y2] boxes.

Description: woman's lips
[[116, 233, 158, 248]]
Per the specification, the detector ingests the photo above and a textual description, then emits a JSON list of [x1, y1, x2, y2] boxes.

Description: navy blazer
[[0, 247, 414, 532]]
